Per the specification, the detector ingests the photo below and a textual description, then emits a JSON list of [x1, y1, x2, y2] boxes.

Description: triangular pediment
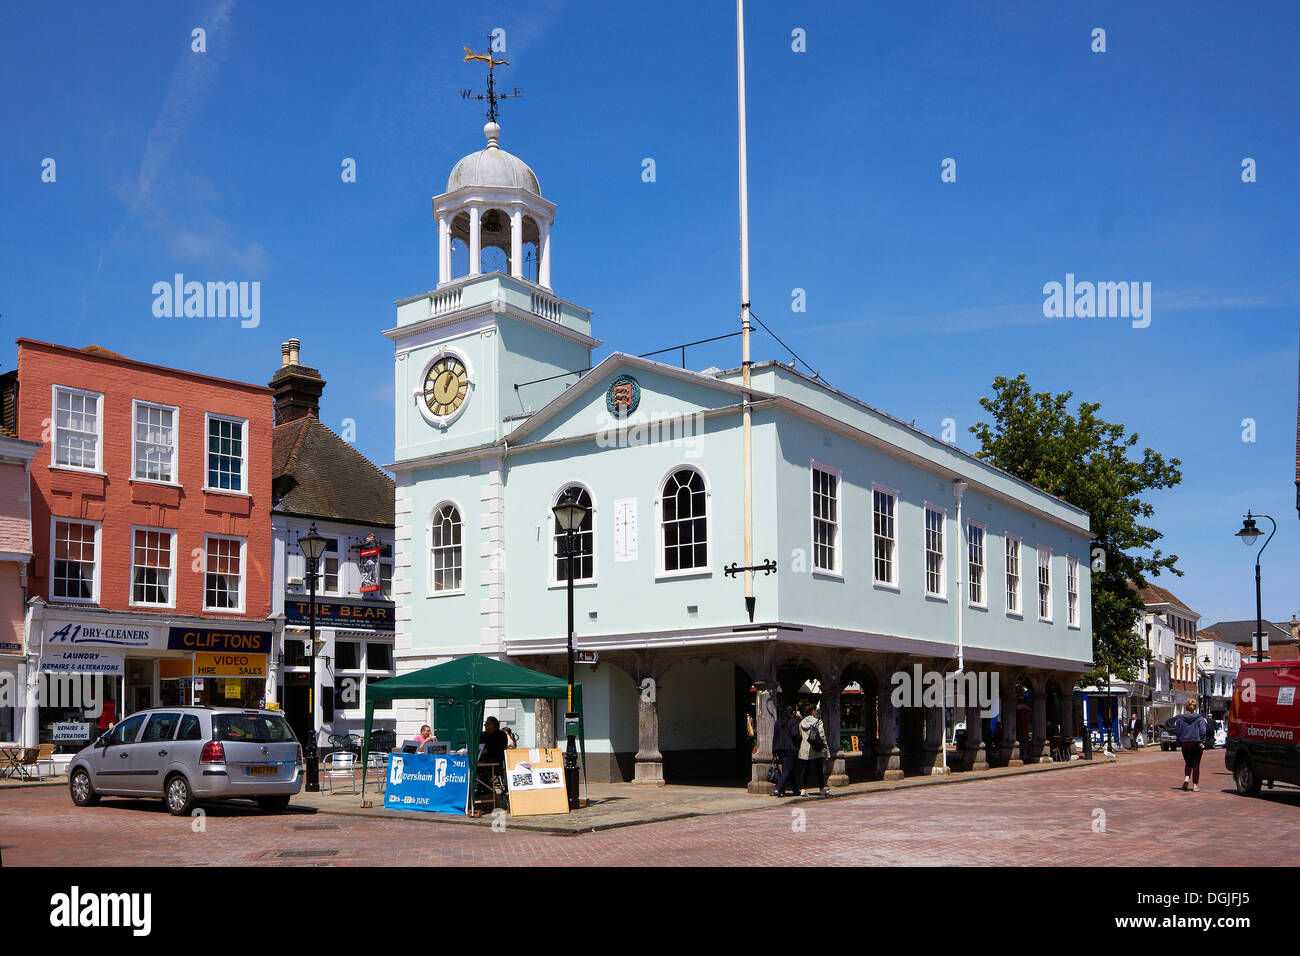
[[505, 353, 764, 447]]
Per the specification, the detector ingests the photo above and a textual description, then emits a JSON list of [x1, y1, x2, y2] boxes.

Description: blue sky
[[2, 1, 1297, 627]]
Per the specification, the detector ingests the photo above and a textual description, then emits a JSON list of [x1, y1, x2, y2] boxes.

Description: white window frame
[[203, 413, 249, 495], [810, 461, 842, 578], [427, 500, 465, 597], [130, 399, 179, 485], [49, 517, 100, 604], [1037, 545, 1053, 623], [923, 502, 947, 600], [655, 464, 712, 579], [50, 385, 104, 474], [203, 534, 247, 613], [871, 484, 899, 591], [128, 524, 177, 609], [967, 519, 986, 609], [1005, 534, 1022, 618], [548, 481, 597, 589], [1067, 555, 1080, 629]]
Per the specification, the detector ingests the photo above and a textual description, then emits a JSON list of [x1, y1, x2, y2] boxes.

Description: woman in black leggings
[[1173, 698, 1208, 792]]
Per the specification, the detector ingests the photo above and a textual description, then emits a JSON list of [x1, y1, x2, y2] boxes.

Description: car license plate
[[246, 765, 277, 776]]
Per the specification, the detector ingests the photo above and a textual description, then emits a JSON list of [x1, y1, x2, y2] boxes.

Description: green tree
[[969, 374, 1182, 686]]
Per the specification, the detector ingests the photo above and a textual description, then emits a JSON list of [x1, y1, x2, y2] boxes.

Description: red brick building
[[1, 340, 278, 749]]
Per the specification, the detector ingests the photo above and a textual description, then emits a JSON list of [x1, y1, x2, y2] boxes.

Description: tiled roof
[[1129, 581, 1198, 617], [1200, 620, 1295, 646], [272, 416, 394, 526]]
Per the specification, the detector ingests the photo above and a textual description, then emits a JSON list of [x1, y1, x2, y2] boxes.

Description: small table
[[0, 745, 36, 781]]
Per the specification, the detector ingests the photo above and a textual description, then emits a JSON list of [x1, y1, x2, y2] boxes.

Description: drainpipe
[[949, 479, 968, 773]]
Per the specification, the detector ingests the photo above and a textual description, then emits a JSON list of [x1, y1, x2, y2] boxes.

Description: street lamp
[[1235, 511, 1276, 663], [298, 524, 329, 793], [552, 490, 589, 811]]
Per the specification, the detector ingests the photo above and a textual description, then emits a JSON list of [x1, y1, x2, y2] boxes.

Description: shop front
[[281, 596, 396, 748], [21, 603, 278, 750]]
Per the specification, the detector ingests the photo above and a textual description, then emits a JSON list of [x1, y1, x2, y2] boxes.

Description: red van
[[1224, 661, 1300, 796]]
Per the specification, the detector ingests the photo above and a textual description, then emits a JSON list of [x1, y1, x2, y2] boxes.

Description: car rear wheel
[[256, 795, 290, 812], [70, 768, 100, 807], [165, 773, 195, 816], [1234, 757, 1261, 797]]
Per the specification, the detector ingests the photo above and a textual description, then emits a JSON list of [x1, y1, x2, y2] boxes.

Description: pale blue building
[[385, 120, 1093, 787]]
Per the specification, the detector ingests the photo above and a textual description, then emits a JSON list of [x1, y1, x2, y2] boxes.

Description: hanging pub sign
[[358, 533, 383, 593]]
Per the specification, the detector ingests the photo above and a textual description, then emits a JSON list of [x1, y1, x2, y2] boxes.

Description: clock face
[[423, 356, 470, 420]]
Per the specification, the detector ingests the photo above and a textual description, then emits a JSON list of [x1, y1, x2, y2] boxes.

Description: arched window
[[661, 468, 708, 572], [430, 503, 463, 593], [552, 485, 594, 583]]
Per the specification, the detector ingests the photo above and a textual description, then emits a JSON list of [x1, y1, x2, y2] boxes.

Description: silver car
[[68, 706, 303, 815]]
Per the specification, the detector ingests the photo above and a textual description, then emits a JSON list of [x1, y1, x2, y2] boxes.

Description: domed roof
[[446, 122, 540, 195]]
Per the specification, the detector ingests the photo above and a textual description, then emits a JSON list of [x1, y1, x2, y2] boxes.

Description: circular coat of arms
[[606, 375, 641, 416]]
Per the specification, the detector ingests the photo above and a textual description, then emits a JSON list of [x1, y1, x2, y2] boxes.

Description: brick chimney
[[268, 338, 325, 425]]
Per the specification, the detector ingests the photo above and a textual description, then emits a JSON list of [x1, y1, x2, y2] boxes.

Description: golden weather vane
[[460, 37, 521, 123]]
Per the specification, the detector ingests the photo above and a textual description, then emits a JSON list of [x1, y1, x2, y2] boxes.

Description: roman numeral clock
[[418, 351, 473, 426]]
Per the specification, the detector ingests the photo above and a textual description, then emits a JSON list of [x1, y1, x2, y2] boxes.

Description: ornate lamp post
[[1235, 512, 1276, 663], [298, 524, 329, 792], [552, 490, 589, 811]]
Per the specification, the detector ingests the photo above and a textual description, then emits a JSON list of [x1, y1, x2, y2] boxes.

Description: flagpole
[[737, 0, 755, 622]]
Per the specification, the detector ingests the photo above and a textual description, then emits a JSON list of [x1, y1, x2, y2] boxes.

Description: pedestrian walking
[[1174, 697, 1208, 792], [796, 702, 829, 796], [770, 705, 800, 797], [1129, 712, 1141, 750]]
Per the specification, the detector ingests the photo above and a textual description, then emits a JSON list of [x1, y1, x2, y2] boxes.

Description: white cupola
[[434, 121, 556, 290]]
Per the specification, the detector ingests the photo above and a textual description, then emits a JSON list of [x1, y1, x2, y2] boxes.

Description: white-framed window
[[205, 413, 248, 493], [132, 400, 178, 483], [924, 504, 946, 599], [429, 502, 464, 593], [334, 639, 397, 714], [967, 520, 985, 607], [320, 538, 340, 595], [1005, 534, 1022, 616], [130, 526, 175, 607], [204, 534, 245, 612], [1067, 556, 1079, 627], [872, 486, 898, 589], [551, 484, 595, 585], [52, 386, 103, 471], [811, 463, 841, 575], [659, 466, 709, 574], [1037, 546, 1052, 622], [380, 561, 393, 600], [51, 518, 99, 602]]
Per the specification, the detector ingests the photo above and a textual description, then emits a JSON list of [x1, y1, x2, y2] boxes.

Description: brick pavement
[[2, 749, 1296, 866]]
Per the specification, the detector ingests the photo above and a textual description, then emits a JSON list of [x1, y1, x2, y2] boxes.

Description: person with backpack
[[796, 702, 829, 796], [1174, 697, 1208, 792], [770, 705, 800, 797]]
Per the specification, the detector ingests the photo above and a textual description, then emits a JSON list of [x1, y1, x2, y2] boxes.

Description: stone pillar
[[633, 672, 664, 786], [468, 205, 482, 276], [1030, 684, 1051, 762], [875, 691, 904, 781], [510, 209, 523, 278], [822, 672, 848, 787], [999, 677, 1023, 767], [1059, 685, 1076, 757], [438, 214, 451, 284], [964, 702, 988, 771], [923, 698, 949, 774], [539, 221, 552, 288], [535, 697, 555, 749], [747, 680, 778, 794]]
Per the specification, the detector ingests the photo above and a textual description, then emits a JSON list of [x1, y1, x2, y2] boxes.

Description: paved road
[[3, 749, 1295, 866]]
